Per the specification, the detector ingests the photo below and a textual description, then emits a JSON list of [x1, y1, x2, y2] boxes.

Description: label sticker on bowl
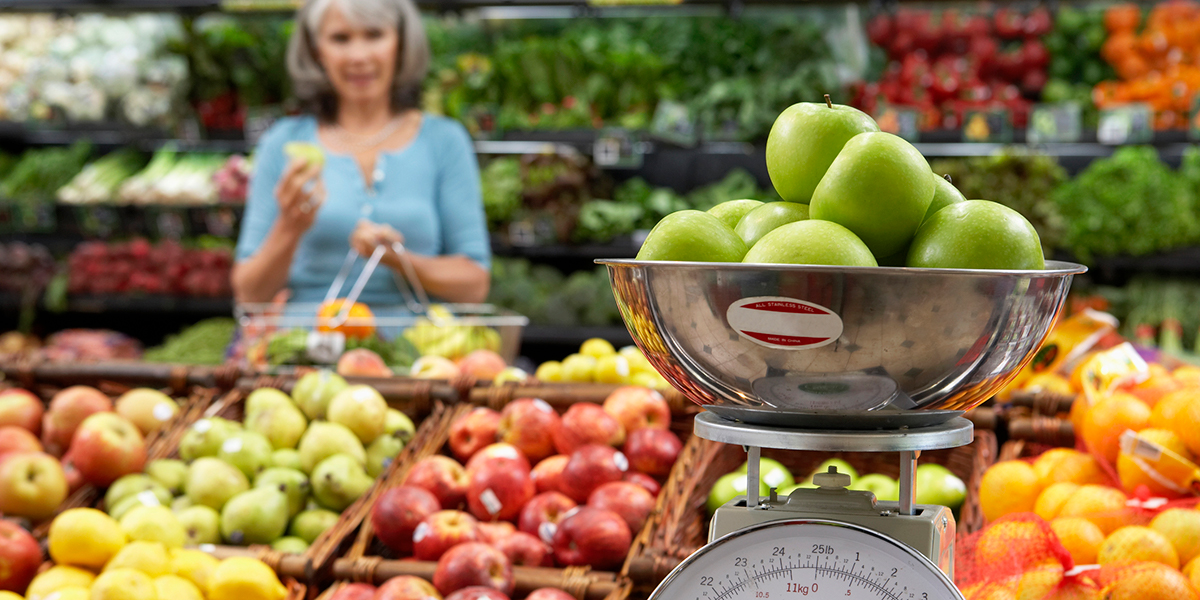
[[726, 296, 843, 349]]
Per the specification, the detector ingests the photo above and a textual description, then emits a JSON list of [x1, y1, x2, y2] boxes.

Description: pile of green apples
[[707, 458, 967, 514], [102, 371, 415, 554], [637, 96, 1045, 270]]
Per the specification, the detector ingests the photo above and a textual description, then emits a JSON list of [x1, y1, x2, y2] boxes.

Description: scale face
[[649, 519, 964, 600]]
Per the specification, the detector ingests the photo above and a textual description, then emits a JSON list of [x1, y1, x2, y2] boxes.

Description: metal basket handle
[[320, 244, 431, 328]]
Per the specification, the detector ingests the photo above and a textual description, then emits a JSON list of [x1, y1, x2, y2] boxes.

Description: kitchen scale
[[599, 259, 1086, 600]]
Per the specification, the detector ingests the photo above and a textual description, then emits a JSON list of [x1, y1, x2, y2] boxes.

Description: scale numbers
[[649, 520, 962, 600]]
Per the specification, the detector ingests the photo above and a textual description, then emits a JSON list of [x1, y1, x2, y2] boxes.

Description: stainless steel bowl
[[601, 260, 1086, 429]]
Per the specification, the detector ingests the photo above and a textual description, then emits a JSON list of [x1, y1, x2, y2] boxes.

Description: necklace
[[332, 113, 408, 153]]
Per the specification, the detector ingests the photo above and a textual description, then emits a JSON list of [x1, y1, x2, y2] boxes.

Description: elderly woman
[[232, 0, 490, 306]]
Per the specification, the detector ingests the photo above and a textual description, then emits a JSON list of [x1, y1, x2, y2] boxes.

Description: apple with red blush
[[327, 583, 377, 600], [445, 588, 510, 600], [518, 491, 577, 543], [41, 385, 112, 456], [588, 481, 655, 533], [67, 412, 146, 486], [493, 531, 553, 567], [465, 443, 530, 473], [497, 399, 560, 463], [602, 387, 670, 433], [405, 456, 470, 509], [560, 445, 628, 503], [477, 522, 516, 544], [0, 389, 43, 435], [0, 518, 40, 592], [456, 350, 508, 380], [623, 472, 660, 497], [466, 456, 534, 522], [552, 404, 624, 455], [432, 542, 514, 596], [413, 510, 481, 561], [374, 576, 439, 600], [526, 589, 576, 600], [531, 455, 569, 495], [371, 485, 441, 554], [622, 429, 681, 477], [0, 427, 42, 457], [449, 408, 501, 463], [551, 506, 632, 569]]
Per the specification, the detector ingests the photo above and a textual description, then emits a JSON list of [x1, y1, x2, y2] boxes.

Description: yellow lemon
[[559, 354, 597, 383], [0, 592, 18, 600], [91, 569, 158, 600], [594, 355, 631, 384], [47, 508, 126, 570], [1150, 508, 1200, 565], [618, 346, 655, 374], [1050, 517, 1105, 566], [40, 587, 89, 600], [980, 461, 1042, 522], [120, 506, 185, 549], [1097, 525, 1179, 569], [170, 549, 220, 592], [153, 575, 204, 600], [1034, 482, 1080, 521], [207, 557, 287, 600], [579, 338, 616, 358], [25, 566, 95, 600], [105, 541, 172, 577], [533, 361, 562, 382]]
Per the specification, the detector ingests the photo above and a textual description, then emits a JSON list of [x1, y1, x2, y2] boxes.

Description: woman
[[233, 0, 490, 306]]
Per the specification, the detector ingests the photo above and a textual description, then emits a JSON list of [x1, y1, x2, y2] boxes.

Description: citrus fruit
[[980, 461, 1042, 522], [121, 505, 186, 548], [1178, 393, 1200, 456], [0, 593, 18, 600], [1016, 562, 1065, 600], [1186, 555, 1200, 590], [207, 557, 288, 600], [316, 299, 374, 339], [90, 568, 157, 600], [1055, 484, 1130, 535], [106, 541, 173, 577], [170, 549, 220, 591], [580, 338, 616, 359], [1125, 364, 1181, 406], [1050, 517, 1105, 566], [40, 588, 89, 600], [1033, 449, 1106, 488], [283, 142, 325, 169], [974, 520, 1059, 571], [1035, 482, 1081, 521], [154, 575, 204, 600], [559, 354, 597, 383], [24, 566, 95, 600], [1081, 393, 1150, 464], [1097, 526, 1179, 568], [1023, 372, 1075, 396], [594, 355, 631, 384], [1117, 428, 1193, 498], [1069, 394, 1089, 432], [618, 346, 654, 374], [1149, 389, 1198, 431], [534, 361, 562, 382], [1099, 561, 1198, 600], [1172, 365, 1200, 385], [47, 508, 126, 570], [1149, 508, 1200, 565]]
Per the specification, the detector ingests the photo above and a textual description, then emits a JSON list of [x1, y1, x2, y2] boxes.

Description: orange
[[1098, 526, 1179, 568], [1070, 394, 1090, 432], [1033, 449, 1107, 488], [1125, 364, 1182, 406], [1179, 393, 1200, 456], [975, 520, 1059, 572], [1149, 388, 1199, 430], [1185, 555, 1200, 590], [1035, 482, 1081, 521], [316, 299, 376, 339], [1099, 561, 1198, 600], [963, 581, 1017, 600], [1081, 393, 1151, 464], [1016, 562, 1065, 599], [1149, 508, 1200, 565], [1056, 485, 1130, 535], [1171, 365, 1200, 385], [1116, 428, 1194, 498], [1044, 579, 1100, 600], [1051, 517, 1105, 565], [980, 461, 1042, 522]]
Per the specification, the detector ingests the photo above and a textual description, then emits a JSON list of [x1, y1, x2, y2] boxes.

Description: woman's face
[[314, 3, 399, 108]]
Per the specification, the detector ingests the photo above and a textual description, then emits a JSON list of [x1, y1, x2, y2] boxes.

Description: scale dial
[[649, 519, 964, 600]]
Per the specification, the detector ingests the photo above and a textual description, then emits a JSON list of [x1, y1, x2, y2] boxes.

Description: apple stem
[[824, 94, 832, 108], [943, 174, 953, 183]]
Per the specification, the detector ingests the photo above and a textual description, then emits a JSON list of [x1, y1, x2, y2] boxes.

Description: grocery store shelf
[[491, 238, 640, 260], [522, 325, 632, 346], [1057, 247, 1200, 282], [0, 292, 235, 314]]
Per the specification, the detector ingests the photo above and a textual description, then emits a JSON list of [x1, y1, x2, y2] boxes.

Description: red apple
[[553, 404, 624, 455], [0, 426, 42, 457], [602, 387, 670, 433], [68, 412, 146, 487], [552, 507, 631, 569], [457, 350, 507, 380], [560, 445, 628, 503], [0, 389, 43, 434], [42, 385, 111, 456], [433, 543, 514, 596], [493, 531, 553, 567], [0, 518, 40, 592], [374, 576, 439, 600], [526, 589, 576, 600], [0, 452, 67, 521], [337, 348, 394, 378], [497, 399, 560, 463], [445, 588, 510, 600], [531, 455, 569, 494], [477, 522, 516, 544], [466, 457, 534, 522], [623, 472, 661, 497], [372, 485, 441, 555], [622, 429, 682, 477], [405, 456, 470, 509], [465, 443, 530, 474], [588, 482, 654, 533], [449, 408, 501, 463], [413, 510, 481, 561], [518, 492, 577, 543], [328, 583, 376, 600]]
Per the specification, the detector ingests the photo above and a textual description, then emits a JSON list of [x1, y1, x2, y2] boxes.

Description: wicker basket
[[29, 556, 308, 600], [624, 427, 997, 590]]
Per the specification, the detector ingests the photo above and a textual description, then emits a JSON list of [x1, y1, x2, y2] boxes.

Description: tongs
[[320, 243, 433, 329]]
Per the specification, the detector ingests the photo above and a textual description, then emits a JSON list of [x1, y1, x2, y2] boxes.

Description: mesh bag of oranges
[[316, 298, 376, 340]]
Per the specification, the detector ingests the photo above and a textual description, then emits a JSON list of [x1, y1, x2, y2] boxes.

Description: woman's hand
[[274, 158, 325, 235], [350, 220, 406, 260]]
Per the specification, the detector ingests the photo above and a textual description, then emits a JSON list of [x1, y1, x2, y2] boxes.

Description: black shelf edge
[[491, 238, 639, 260], [521, 325, 632, 345]]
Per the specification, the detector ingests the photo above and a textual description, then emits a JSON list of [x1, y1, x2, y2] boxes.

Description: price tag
[[306, 330, 346, 364], [1098, 104, 1152, 145], [76, 206, 120, 238], [149, 207, 189, 240], [873, 105, 920, 142], [203, 206, 239, 239], [962, 109, 1013, 143], [593, 128, 644, 169], [13, 203, 56, 232], [1028, 103, 1082, 143], [650, 101, 697, 147], [507, 221, 536, 248]]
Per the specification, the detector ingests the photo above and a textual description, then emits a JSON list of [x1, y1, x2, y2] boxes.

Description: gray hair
[[286, 0, 429, 120]]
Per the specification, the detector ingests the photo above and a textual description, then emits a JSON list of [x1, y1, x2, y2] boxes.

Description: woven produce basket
[[1, 361, 244, 396], [624, 427, 997, 591]]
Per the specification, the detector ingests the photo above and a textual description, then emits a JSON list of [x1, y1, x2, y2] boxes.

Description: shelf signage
[[1098, 104, 1152, 145], [872, 105, 919, 142], [650, 101, 697, 147], [962, 108, 1013, 143], [76, 206, 121, 238], [593, 128, 644, 169], [147, 207, 190, 240], [1028, 102, 1082, 143]]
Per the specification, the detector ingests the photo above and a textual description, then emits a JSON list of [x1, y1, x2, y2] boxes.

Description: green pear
[[272, 537, 310, 554], [297, 422, 366, 474], [365, 434, 404, 478], [179, 417, 241, 462], [385, 409, 415, 437], [327, 385, 388, 445], [220, 487, 290, 546], [254, 468, 311, 517], [290, 509, 340, 544], [218, 431, 274, 480], [177, 505, 221, 545], [171, 496, 193, 512], [109, 492, 169, 521], [146, 459, 189, 495], [245, 388, 296, 421], [247, 403, 308, 450], [271, 449, 304, 471], [186, 457, 249, 510], [105, 474, 170, 510], [291, 370, 349, 420], [310, 454, 373, 512]]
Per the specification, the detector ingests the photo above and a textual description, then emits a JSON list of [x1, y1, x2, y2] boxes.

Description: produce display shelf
[[0, 292, 235, 315], [522, 325, 633, 346], [491, 239, 640, 260]]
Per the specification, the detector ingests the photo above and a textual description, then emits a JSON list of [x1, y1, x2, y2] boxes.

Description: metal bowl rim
[[596, 258, 1086, 278]]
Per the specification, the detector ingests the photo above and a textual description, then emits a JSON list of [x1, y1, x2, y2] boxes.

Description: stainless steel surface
[[900, 450, 918, 515], [602, 259, 1085, 419], [704, 406, 963, 429], [694, 412, 974, 451], [746, 446, 760, 507]]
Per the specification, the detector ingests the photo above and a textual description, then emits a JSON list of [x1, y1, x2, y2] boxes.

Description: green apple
[[810, 132, 935, 257], [708, 199, 764, 229], [925, 173, 966, 222], [707, 472, 769, 514], [636, 210, 748, 262], [914, 463, 966, 510], [742, 220, 877, 267], [284, 142, 326, 169], [272, 537, 310, 554], [850, 473, 899, 501], [907, 200, 1045, 270], [734, 202, 810, 248], [766, 99, 879, 204], [735, 458, 795, 490], [777, 482, 815, 496]]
